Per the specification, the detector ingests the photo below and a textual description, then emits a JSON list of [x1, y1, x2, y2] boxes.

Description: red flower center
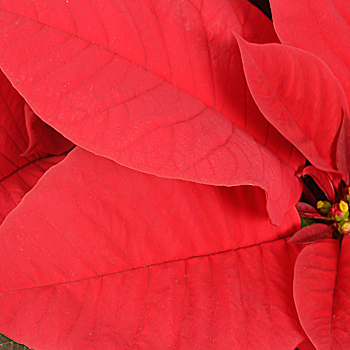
[[298, 166, 350, 238]]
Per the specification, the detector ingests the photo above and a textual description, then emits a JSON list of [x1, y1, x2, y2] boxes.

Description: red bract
[[0, 0, 348, 349], [0, 69, 72, 224], [236, 1, 350, 348]]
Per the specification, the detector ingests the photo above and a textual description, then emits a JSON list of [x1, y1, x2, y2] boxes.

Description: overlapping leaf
[[0, 0, 304, 224], [294, 238, 350, 349], [270, 0, 350, 105], [0, 147, 304, 349], [3, 0, 349, 348], [235, 35, 348, 175], [262, 4, 350, 348], [288, 224, 334, 244], [268, 0, 350, 183], [0, 70, 71, 223]]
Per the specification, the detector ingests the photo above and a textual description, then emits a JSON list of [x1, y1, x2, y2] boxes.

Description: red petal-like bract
[[294, 237, 350, 349], [0, 0, 304, 224], [295, 202, 324, 220], [336, 112, 350, 184], [0, 147, 304, 349], [0, 154, 67, 224], [288, 223, 334, 244], [270, 0, 350, 184], [235, 35, 347, 174], [302, 166, 335, 203], [270, 0, 350, 106], [0, 69, 70, 223]]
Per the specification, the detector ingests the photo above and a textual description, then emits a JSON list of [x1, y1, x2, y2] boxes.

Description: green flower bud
[[339, 221, 350, 235], [317, 200, 331, 215]]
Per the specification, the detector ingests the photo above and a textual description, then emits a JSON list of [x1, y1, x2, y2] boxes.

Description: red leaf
[[0, 0, 303, 224], [302, 166, 335, 203], [289, 223, 334, 244], [235, 34, 347, 174], [295, 202, 324, 220], [272, 0, 350, 182], [0, 69, 38, 180], [0, 154, 68, 224], [270, 0, 350, 105], [294, 237, 350, 349], [336, 111, 350, 184], [0, 147, 304, 349], [0, 69, 69, 223]]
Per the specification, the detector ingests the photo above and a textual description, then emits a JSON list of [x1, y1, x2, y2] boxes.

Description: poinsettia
[[0, 0, 348, 349]]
